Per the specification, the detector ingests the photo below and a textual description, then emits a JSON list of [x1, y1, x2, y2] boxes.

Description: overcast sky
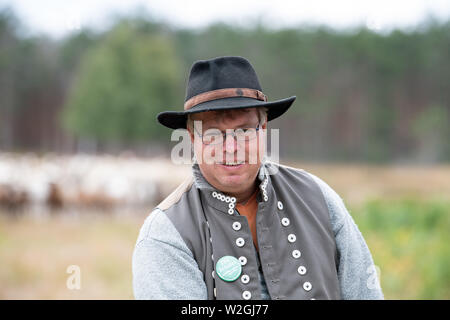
[[2, 0, 450, 37]]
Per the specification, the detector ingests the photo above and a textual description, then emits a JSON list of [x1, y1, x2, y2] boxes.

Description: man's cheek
[[247, 141, 260, 164]]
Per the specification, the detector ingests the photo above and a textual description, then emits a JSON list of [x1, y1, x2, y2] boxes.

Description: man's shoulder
[[265, 160, 314, 182], [156, 174, 195, 212], [266, 161, 340, 204]]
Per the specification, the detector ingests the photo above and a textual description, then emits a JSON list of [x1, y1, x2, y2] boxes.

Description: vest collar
[[192, 162, 271, 214]]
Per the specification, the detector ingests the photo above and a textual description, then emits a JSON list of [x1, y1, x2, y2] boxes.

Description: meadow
[[1, 162, 449, 299]]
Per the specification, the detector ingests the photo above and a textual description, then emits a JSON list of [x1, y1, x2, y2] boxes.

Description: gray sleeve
[[308, 173, 384, 300], [132, 208, 208, 300]]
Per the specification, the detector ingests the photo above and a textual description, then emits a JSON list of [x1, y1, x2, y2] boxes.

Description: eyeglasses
[[194, 124, 261, 146]]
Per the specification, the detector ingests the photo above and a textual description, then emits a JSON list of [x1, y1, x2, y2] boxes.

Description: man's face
[[189, 108, 266, 195]]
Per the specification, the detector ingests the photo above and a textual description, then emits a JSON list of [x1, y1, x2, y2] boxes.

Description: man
[[132, 56, 383, 300]]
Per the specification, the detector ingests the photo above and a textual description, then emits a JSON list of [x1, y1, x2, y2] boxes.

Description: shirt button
[[239, 256, 247, 266], [214, 287, 217, 297], [277, 201, 283, 210], [297, 265, 307, 275], [228, 208, 234, 215], [241, 274, 250, 284], [281, 217, 290, 226], [287, 234, 296, 243], [212, 270, 215, 278], [303, 282, 312, 292], [242, 291, 251, 300], [236, 237, 245, 247], [292, 250, 301, 259], [232, 221, 241, 231]]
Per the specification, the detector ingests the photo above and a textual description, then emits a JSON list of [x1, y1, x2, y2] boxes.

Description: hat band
[[184, 88, 267, 110]]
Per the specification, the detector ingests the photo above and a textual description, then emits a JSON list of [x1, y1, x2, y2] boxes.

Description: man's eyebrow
[[209, 121, 255, 130], [234, 120, 259, 128]]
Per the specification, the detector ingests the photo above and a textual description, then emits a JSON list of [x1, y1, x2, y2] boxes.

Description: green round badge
[[215, 256, 242, 282]]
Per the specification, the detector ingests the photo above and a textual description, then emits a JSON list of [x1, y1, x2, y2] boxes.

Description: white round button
[[214, 287, 217, 297], [212, 191, 217, 198], [212, 270, 215, 278], [232, 221, 241, 231], [239, 256, 247, 266], [242, 291, 251, 300], [281, 217, 290, 226], [292, 250, 301, 259], [303, 282, 312, 291], [288, 234, 296, 243], [277, 201, 283, 210], [298, 266, 307, 275], [236, 237, 245, 247], [241, 274, 250, 284], [228, 208, 234, 215]]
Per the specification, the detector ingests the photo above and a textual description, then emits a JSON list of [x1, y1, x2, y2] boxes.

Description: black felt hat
[[157, 56, 296, 129]]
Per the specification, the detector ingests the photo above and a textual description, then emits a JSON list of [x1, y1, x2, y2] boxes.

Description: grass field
[[1, 163, 449, 299]]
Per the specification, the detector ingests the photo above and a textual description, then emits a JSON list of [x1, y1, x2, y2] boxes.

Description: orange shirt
[[235, 189, 259, 251]]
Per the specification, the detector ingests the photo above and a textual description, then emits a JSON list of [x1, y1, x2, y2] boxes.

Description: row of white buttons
[[230, 212, 251, 300], [278, 200, 312, 293], [260, 178, 269, 202], [235, 233, 251, 299], [212, 191, 236, 215]]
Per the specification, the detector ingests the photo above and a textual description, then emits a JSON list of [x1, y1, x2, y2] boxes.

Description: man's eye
[[205, 133, 219, 138]]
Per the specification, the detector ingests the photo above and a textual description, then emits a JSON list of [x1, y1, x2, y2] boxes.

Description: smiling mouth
[[219, 161, 245, 167]]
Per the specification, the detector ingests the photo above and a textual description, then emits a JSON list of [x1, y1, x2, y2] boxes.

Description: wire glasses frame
[[194, 123, 261, 146]]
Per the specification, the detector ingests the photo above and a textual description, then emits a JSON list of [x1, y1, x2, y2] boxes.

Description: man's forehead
[[191, 108, 258, 125]]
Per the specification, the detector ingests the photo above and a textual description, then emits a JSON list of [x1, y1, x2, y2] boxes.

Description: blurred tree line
[[0, 8, 449, 163]]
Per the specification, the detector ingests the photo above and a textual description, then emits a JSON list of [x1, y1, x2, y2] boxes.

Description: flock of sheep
[[0, 153, 190, 214]]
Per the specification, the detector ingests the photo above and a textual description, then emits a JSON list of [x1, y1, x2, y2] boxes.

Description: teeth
[[225, 162, 243, 166]]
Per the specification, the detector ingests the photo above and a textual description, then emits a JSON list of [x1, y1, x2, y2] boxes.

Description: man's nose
[[224, 132, 237, 153]]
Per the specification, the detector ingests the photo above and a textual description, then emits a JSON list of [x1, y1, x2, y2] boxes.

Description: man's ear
[[262, 119, 268, 130]]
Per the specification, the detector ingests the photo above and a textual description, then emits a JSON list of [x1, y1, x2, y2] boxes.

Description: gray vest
[[159, 162, 341, 300]]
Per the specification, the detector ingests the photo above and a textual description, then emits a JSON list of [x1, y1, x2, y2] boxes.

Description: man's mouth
[[218, 161, 245, 167]]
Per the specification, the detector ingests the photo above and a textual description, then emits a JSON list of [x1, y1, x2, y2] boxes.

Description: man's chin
[[215, 172, 241, 186]]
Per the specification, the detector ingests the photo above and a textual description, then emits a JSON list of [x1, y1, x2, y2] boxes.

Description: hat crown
[[185, 56, 263, 102]]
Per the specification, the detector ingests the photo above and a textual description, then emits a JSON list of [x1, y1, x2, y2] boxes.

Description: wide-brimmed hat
[[157, 56, 296, 129]]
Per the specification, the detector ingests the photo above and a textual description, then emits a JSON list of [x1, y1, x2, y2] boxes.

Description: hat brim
[[157, 95, 296, 129]]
